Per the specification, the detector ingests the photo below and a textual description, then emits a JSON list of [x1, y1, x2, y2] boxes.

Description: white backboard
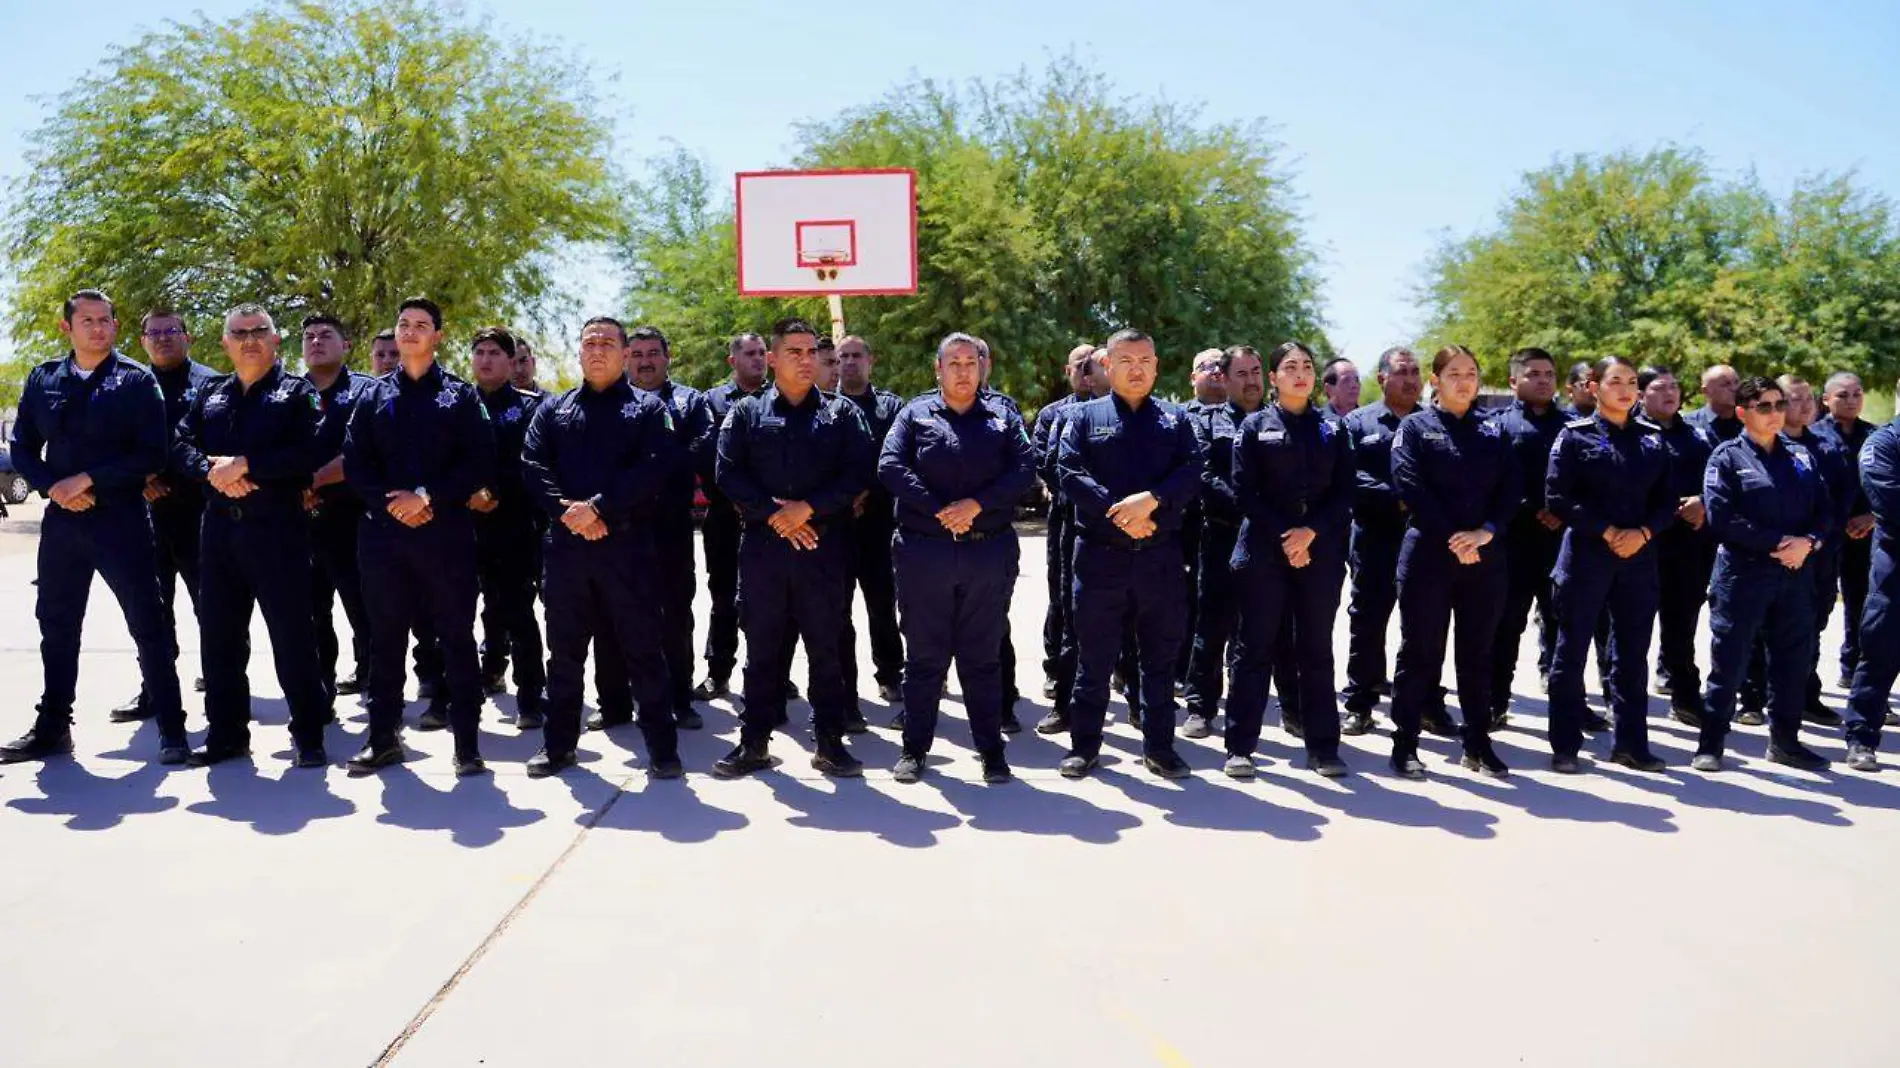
[[735, 169, 917, 296]]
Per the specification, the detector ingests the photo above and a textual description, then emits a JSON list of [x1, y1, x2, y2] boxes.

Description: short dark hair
[[1321, 357, 1356, 385], [770, 318, 819, 347], [1103, 328, 1152, 352], [397, 297, 443, 330], [1432, 344, 1478, 377], [627, 325, 670, 354], [62, 289, 114, 323], [1589, 355, 1638, 384], [141, 307, 185, 331], [1218, 344, 1260, 375], [1508, 347, 1555, 376], [373, 328, 396, 344], [301, 313, 347, 339], [815, 336, 836, 352], [1375, 346, 1415, 375], [1636, 365, 1675, 393], [1267, 341, 1315, 373], [581, 316, 627, 344], [1567, 360, 1593, 386], [470, 326, 517, 359], [1735, 375, 1781, 409], [728, 332, 764, 353]]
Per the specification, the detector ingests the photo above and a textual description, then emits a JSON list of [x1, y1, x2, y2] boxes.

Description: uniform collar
[[397, 361, 447, 393], [1109, 391, 1153, 418], [765, 384, 821, 413], [63, 349, 129, 377], [727, 378, 764, 399], [580, 377, 634, 403], [479, 382, 521, 407], [1514, 397, 1562, 423], [1434, 402, 1483, 428]]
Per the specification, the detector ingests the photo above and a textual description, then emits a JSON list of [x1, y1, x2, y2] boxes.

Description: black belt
[[207, 499, 302, 522], [903, 526, 1005, 543]]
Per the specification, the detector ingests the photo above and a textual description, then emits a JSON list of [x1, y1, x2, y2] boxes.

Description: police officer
[[1339, 347, 1440, 735], [1543, 356, 1676, 773], [519, 317, 682, 778], [1486, 348, 1568, 728], [1637, 366, 1717, 726], [1388, 345, 1520, 779], [711, 318, 875, 778], [1813, 372, 1877, 688], [369, 329, 401, 377], [1686, 364, 1743, 442], [172, 305, 331, 766], [1180, 348, 1228, 684], [109, 307, 216, 722], [1, 289, 188, 765], [341, 297, 496, 776], [1034, 343, 1102, 699], [1182, 345, 1263, 740], [836, 334, 906, 706], [512, 338, 541, 394], [693, 333, 769, 701], [466, 327, 546, 727], [362, 326, 445, 702], [878, 332, 1035, 783], [1320, 357, 1360, 421], [1053, 328, 1203, 779], [1034, 346, 1111, 734], [302, 313, 374, 701], [1564, 361, 1596, 417], [1225, 342, 1354, 778], [1693, 376, 1833, 772], [1842, 392, 1900, 772]]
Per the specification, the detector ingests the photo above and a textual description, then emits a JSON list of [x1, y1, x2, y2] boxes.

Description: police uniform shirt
[[1342, 401, 1410, 531], [1651, 414, 1718, 504], [637, 379, 711, 531], [1813, 416, 1877, 518], [1544, 413, 1677, 540], [173, 364, 321, 511], [714, 385, 874, 526], [1390, 405, 1522, 541], [1191, 401, 1253, 528], [1702, 434, 1834, 562], [1032, 392, 1089, 493], [310, 368, 373, 511], [152, 359, 218, 494], [1686, 405, 1744, 443], [342, 362, 496, 529], [844, 386, 905, 518], [9, 350, 169, 504], [476, 383, 543, 519], [1487, 399, 1570, 523], [695, 380, 761, 508], [1230, 403, 1354, 549], [877, 392, 1036, 537], [1787, 427, 1859, 538], [522, 378, 678, 534], [1054, 394, 1204, 545]]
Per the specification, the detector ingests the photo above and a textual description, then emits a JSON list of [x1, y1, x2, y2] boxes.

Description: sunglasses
[[1746, 399, 1789, 414], [226, 326, 275, 341], [142, 327, 187, 340]]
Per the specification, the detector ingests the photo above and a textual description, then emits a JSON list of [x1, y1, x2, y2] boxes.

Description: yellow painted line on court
[[1108, 1003, 1193, 1068]]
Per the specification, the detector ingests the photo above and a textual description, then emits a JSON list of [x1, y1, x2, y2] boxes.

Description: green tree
[[2, 0, 623, 406], [622, 62, 1327, 406]]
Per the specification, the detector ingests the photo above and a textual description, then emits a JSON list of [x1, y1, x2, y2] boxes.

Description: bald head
[[1700, 363, 1739, 415], [1065, 342, 1099, 396], [1191, 347, 1228, 405], [1823, 371, 1865, 426]]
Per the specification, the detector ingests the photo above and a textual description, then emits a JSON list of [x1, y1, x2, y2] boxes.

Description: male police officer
[[1486, 348, 1568, 727], [342, 298, 496, 776], [302, 313, 374, 699], [174, 305, 331, 766], [694, 333, 769, 699], [467, 327, 546, 726], [1639, 366, 1717, 725], [520, 317, 682, 778], [511, 339, 541, 395], [1813, 372, 1878, 687], [1033, 344, 1103, 695], [110, 307, 216, 722], [711, 318, 875, 778], [1182, 345, 1264, 739], [1686, 364, 1743, 442], [878, 332, 1036, 783], [1054, 328, 1203, 779], [836, 335, 906, 705], [2, 290, 188, 764], [368, 329, 401, 377], [1842, 389, 1900, 771], [1320, 357, 1361, 421]]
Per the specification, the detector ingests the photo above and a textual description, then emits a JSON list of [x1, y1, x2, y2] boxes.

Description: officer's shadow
[[762, 772, 961, 849], [1099, 764, 1330, 842], [929, 774, 1143, 844], [186, 756, 358, 835], [373, 763, 546, 848], [1424, 734, 1682, 833], [586, 772, 752, 843], [1261, 760, 1502, 839], [7, 758, 181, 831]]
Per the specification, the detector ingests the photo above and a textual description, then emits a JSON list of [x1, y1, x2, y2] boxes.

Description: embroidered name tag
[[1258, 429, 1286, 442]]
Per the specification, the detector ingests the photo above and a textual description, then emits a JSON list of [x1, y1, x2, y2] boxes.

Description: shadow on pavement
[[930, 775, 1142, 844], [372, 764, 546, 847], [764, 773, 961, 848], [7, 759, 181, 830], [186, 759, 357, 834]]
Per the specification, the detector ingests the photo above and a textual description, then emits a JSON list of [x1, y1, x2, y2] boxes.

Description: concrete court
[[0, 496, 1895, 1068]]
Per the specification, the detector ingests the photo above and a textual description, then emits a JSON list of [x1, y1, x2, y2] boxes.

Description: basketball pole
[[827, 293, 846, 343]]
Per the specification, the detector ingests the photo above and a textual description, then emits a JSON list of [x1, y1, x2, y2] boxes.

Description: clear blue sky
[[2, 0, 1895, 366]]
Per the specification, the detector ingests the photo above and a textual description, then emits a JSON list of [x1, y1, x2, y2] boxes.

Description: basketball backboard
[[735, 169, 917, 297]]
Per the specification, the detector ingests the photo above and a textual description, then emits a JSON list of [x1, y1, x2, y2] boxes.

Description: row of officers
[[5, 289, 1898, 785]]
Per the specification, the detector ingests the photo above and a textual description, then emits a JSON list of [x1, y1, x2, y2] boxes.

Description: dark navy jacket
[[638, 378, 710, 538], [1230, 402, 1353, 565], [1055, 393, 1203, 548], [475, 383, 543, 524], [877, 392, 1035, 539], [521, 379, 679, 541], [173, 363, 321, 516], [1342, 401, 1412, 533], [714, 385, 874, 530], [342, 362, 496, 531], [1860, 419, 1900, 553], [1650, 413, 1717, 502], [843, 386, 905, 522], [1812, 416, 1877, 519], [1787, 426, 1858, 540], [151, 359, 219, 505], [1703, 434, 1834, 568], [1686, 405, 1743, 444], [694, 379, 763, 514], [1190, 401, 1254, 529], [1487, 398, 1569, 522], [1545, 413, 1677, 549], [311, 368, 374, 515], [1391, 404, 1521, 543], [9, 350, 169, 508], [1033, 392, 1089, 498]]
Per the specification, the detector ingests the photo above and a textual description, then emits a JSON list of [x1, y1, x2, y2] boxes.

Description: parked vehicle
[[0, 448, 29, 505]]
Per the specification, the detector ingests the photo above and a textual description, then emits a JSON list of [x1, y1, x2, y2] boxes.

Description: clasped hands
[[769, 499, 819, 550], [1448, 527, 1495, 565], [1106, 492, 1159, 540]]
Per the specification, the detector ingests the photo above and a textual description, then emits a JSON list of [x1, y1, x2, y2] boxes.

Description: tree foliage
[[622, 63, 1328, 405], [1421, 147, 1900, 385], [2, 0, 624, 405]]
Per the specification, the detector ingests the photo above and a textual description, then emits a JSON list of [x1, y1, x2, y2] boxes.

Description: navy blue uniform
[[1485, 399, 1569, 717], [715, 386, 875, 745], [342, 362, 497, 757], [309, 369, 374, 693], [1649, 414, 1718, 706], [1685, 405, 1743, 444], [878, 392, 1035, 758], [1339, 402, 1410, 715], [1033, 392, 1088, 682], [1543, 413, 1676, 759], [174, 365, 330, 750], [1183, 401, 1248, 723], [695, 380, 761, 684], [1054, 394, 1203, 759], [9, 351, 185, 747], [1226, 403, 1353, 760], [522, 379, 680, 761], [1813, 416, 1877, 680], [840, 387, 907, 695], [148, 359, 218, 664], [473, 383, 547, 713], [1697, 434, 1834, 756], [1845, 419, 1900, 752], [1389, 405, 1521, 751]]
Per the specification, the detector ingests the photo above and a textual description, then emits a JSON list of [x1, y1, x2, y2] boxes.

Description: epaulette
[[1566, 417, 1595, 430]]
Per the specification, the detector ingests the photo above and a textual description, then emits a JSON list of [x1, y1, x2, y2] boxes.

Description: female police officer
[[1544, 356, 1677, 773], [1694, 376, 1835, 772], [1388, 345, 1520, 778], [876, 333, 1036, 784], [1224, 342, 1354, 778]]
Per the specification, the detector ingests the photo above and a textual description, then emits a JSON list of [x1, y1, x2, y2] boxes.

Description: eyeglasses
[[226, 327, 275, 341], [143, 327, 187, 340], [1746, 399, 1789, 414]]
